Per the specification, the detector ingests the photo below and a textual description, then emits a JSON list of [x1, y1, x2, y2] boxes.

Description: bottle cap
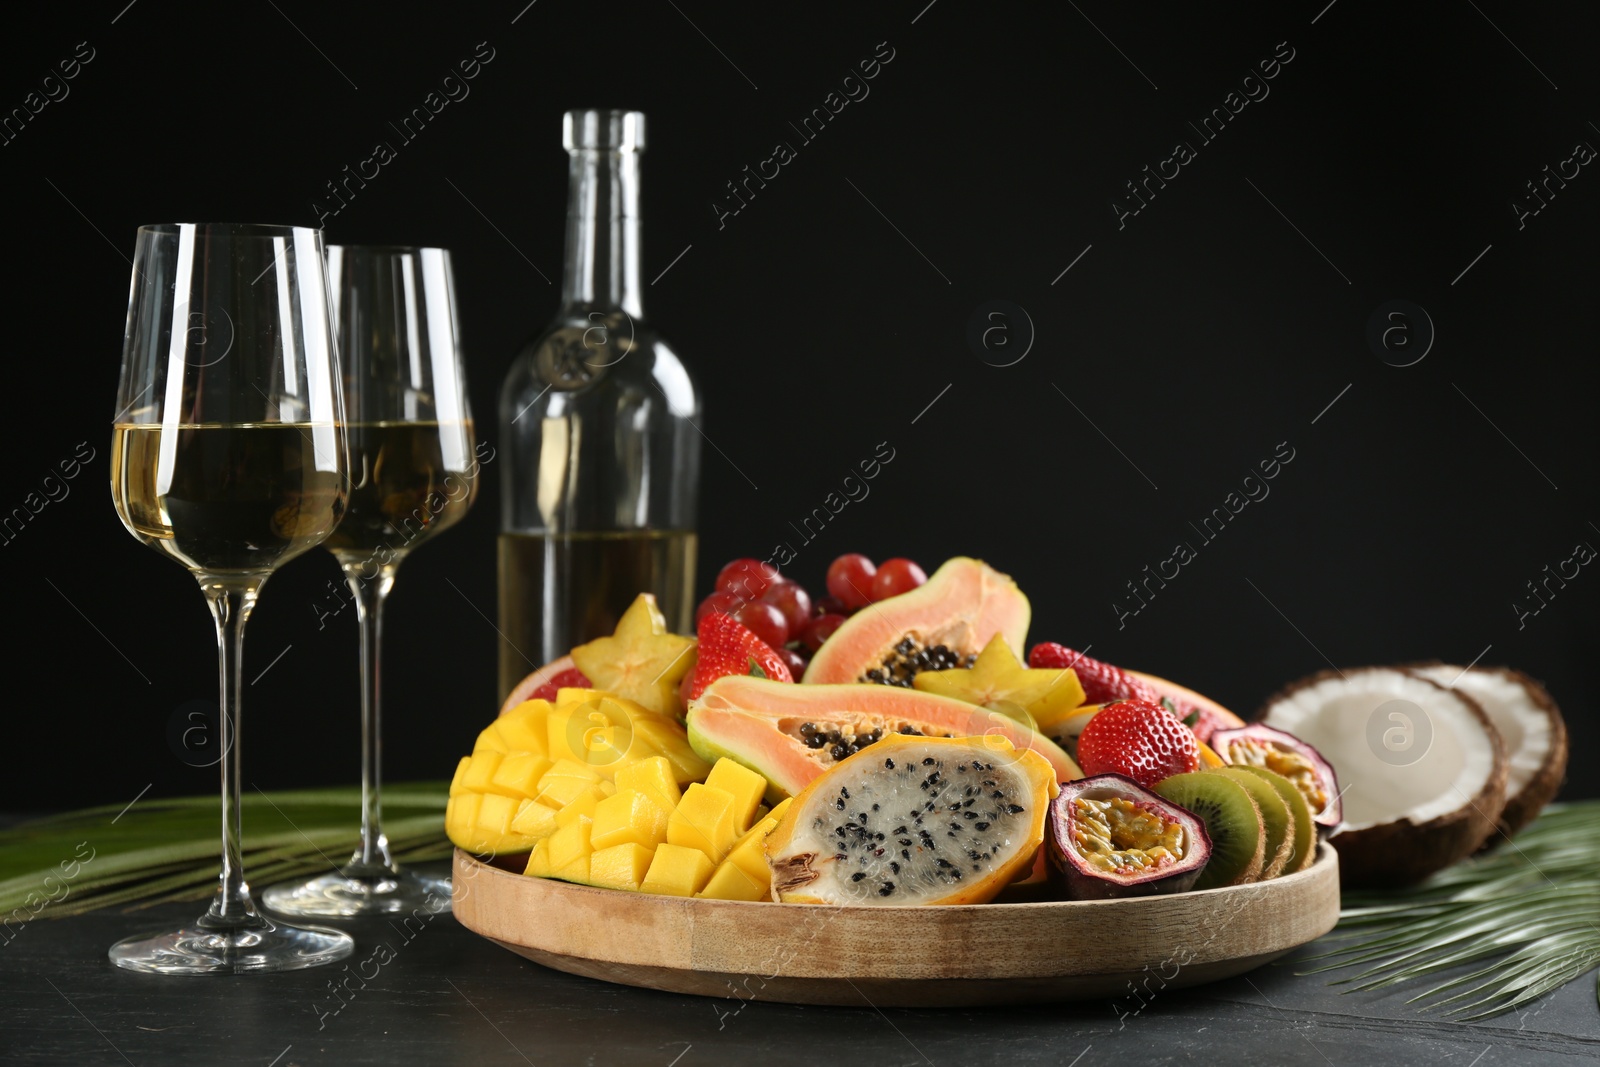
[[563, 109, 646, 152]]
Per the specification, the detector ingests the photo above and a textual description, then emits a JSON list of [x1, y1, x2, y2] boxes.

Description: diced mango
[[589, 843, 656, 891], [547, 815, 593, 872], [724, 818, 779, 884], [667, 784, 739, 864], [640, 843, 715, 897], [446, 792, 541, 855], [448, 756, 474, 797], [698, 862, 766, 902], [474, 700, 553, 755], [705, 759, 767, 830], [536, 758, 605, 808], [551, 853, 590, 884], [630, 716, 713, 784], [509, 798, 558, 841], [460, 750, 505, 794], [555, 687, 611, 708], [547, 698, 637, 769], [555, 785, 610, 828], [524, 839, 553, 877], [591, 790, 670, 851], [491, 751, 554, 798], [614, 756, 681, 818]]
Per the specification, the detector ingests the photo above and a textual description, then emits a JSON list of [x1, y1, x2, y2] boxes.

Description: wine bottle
[[497, 109, 701, 698]]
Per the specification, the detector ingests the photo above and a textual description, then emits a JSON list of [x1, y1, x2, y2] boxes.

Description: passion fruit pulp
[[1046, 774, 1211, 900]]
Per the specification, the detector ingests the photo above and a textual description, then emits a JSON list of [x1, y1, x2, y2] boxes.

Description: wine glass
[[109, 223, 353, 974], [262, 245, 477, 917]]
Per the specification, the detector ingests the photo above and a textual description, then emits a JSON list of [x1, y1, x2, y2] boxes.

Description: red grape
[[776, 647, 808, 679], [716, 558, 780, 601], [734, 600, 789, 649], [760, 579, 812, 637], [826, 554, 876, 611], [870, 558, 927, 602], [801, 613, 847, 652], [695, 590, 742, 625], [814, 595, 848, 617]]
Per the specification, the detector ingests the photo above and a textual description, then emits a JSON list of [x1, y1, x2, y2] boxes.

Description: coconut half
[[1406, 664, 1567, 843], [1258, 667, 1507, 888]]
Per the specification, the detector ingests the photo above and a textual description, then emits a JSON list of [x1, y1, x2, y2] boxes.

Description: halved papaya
[[802, 557, 1030, 686], [686, 675, 1080, 802]]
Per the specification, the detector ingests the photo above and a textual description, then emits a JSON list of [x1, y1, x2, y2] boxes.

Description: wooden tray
[[451, 845, 1340, 1006]]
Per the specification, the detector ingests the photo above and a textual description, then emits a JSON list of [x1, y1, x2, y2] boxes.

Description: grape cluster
[[694, 552, 929, 673]]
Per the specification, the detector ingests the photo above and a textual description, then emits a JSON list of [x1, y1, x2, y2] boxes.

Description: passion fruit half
[[1211, 723, 1342, 831], [1046, 774, 1211, 900]]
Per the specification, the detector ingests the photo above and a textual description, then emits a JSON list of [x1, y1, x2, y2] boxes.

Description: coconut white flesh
[[769, 741, 1038, 904], [1410, 665, 1552, 803], [1261, 669, 1498, 832]]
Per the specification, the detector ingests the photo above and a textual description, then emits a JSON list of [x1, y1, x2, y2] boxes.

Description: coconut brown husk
[[1400, 661, 1567, 846], [1258, 667, 1508, 890]]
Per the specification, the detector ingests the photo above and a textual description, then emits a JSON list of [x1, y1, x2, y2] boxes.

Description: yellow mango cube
[[524, 839, 554, 877], [509, 798, 558, 841], [588, 843, 655, 891], [614, 756, 681, 818], [640, 843, 715, 897], [536, 758, 604, 808], [630, 717, 713, 784], [723, 818, 779, 884], [556, 687, 611, 708], [552, 854, 590, 884], [475, 700, 553, 755], [666, 784, 739, 864], [547, 816, 593, 872], [491, 751, 554, 798], [705, 759, 768, 830], [591, 790, 670, 851], [698, 861, 766, 902], [448, 757, 474, 797], [555, 785, 610, 828], [460, 750, 505, 795], [548, 699, 636, 770]]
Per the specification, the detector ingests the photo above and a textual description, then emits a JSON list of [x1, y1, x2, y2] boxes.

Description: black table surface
[[4, 866, 1598, 1067]]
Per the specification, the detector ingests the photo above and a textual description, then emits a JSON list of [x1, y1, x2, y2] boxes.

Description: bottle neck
[[560, 148, 643, 320]]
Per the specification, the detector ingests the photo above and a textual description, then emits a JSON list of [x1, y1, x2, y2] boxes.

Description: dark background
[[1, 2, 1593, 810]]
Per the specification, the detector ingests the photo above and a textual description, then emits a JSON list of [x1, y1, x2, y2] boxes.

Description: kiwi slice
[[1153, 772, 1266, 889], [1233, 765, 1316, 873], [1210, 767, 1294, 879]]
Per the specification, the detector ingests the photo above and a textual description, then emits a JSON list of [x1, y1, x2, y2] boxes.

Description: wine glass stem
[[346, 563, 397, 872], [199, 577, 263, 927]]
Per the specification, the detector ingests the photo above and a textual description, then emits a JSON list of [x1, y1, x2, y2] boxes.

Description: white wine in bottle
[[497, 109, 701, 697]]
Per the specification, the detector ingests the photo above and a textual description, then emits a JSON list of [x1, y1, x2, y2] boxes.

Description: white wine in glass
[[262, 245, 476, 917], [108, 222, 353, 975]]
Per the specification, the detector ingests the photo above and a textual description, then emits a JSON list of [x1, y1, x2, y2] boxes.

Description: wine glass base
[[260, 866, 452, 918], [109, 914, 353, 975]]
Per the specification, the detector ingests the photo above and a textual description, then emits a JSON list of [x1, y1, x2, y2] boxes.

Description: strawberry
[[687, 611, 793, 701], [1075, 699, 1200, 789], [531, 667, 591, 703], [1027, 643, 1162, 705]]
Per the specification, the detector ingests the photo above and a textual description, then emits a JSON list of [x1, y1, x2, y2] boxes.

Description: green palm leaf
[[0, 783, 449, 921], [1304, 800, 1600, 1019]]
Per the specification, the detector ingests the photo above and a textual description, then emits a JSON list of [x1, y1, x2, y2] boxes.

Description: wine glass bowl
[[108, 222, 353, 974], [260, 244, 476, 918]]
